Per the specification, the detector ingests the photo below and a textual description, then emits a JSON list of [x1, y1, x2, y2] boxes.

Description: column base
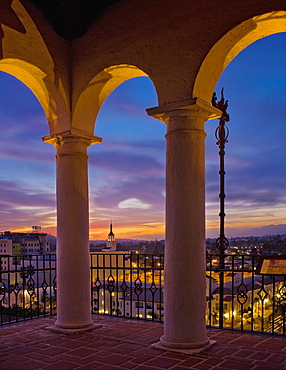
[[45, 321, 102, 333], [150, 335, 216, 354]]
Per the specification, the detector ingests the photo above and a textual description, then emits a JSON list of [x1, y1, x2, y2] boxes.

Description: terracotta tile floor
[[1, 315, 286, 369]]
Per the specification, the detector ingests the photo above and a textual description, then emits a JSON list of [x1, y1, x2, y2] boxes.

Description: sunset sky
[[0, 33, 285, 240]]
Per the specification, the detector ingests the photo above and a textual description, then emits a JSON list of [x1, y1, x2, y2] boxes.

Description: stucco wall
[[72, 0, 286, 103], [1, 0, 286, 134]]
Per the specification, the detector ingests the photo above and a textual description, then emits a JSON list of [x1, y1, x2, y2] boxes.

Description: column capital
[[41, 128, 102, 148], [146, 97, 221, 123]]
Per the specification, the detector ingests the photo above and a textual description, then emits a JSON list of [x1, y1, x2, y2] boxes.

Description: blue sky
[[0, 33, 285, 239]]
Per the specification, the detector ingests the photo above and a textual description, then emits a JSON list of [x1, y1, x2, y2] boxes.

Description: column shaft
[[43, 132, 101, 330], [162, 110, 208, 348], [147, 100, 220, 350], [55, 136, 92, 329]]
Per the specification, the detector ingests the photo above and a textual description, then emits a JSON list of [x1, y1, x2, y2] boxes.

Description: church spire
[[108, 221, 115, 241], [104, 221, 116, 251]]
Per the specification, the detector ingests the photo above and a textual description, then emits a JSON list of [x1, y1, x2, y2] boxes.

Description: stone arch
[[72, 64, 156, 135], [193, 11, 286, 103], [0, 58, 71, 134]]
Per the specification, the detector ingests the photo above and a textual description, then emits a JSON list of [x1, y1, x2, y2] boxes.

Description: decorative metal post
[[212, 88, 230, 329]]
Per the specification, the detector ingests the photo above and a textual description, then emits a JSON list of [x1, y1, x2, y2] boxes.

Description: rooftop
[[1, 316, 286, 369]]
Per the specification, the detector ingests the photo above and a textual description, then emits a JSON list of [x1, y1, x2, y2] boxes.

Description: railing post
[[212, 89, 230, 329]]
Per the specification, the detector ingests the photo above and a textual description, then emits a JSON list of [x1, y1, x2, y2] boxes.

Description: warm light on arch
[[193, 11, 286, 103], [0, 59, 70, 134], [0, 58, 49, 115], [72, 64, 156, 135]]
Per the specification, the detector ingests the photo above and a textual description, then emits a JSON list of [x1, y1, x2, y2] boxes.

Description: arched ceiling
[[25, 0, 124, 40]]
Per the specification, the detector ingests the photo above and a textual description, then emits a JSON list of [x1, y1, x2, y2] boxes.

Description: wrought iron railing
[[0, 254, 56, 325], [90, 252, 164, 322], [1, 252, 286, 336], [91, 252, 286, 335], [206, 254, 286, 335]]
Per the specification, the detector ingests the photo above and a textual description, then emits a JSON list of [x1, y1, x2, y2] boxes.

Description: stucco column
[[42, 131, 101, 330], [147, 99, 220, 350]]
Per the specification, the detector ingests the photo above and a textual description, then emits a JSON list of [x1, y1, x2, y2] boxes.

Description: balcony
[[1, 252, 286, 368], [1, 253, 286, 335], [1, 315, 286, 369]]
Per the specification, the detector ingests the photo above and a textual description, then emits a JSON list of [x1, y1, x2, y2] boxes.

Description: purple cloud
[[89, 149, 164, 177], [0, 179, 55, 208]]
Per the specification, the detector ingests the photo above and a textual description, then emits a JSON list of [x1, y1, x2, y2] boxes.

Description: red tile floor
[[1, 315, 286, 369]]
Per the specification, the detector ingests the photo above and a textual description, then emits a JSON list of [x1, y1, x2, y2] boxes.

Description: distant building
[[0, 230, 50, 257], [0, 238, 13, 271]]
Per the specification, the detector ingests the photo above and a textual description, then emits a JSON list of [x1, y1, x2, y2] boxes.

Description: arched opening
[[194, 11, 286, 103], [192, 11, 286, 242], [203, 32, 286, 332], [88, 76, 165, 243], [0, 70, 56, 234], [72, 65, 150, 135], [0, 59, 51, 118], [0, 59, 70, 134], [205, 32, 286, 240]]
